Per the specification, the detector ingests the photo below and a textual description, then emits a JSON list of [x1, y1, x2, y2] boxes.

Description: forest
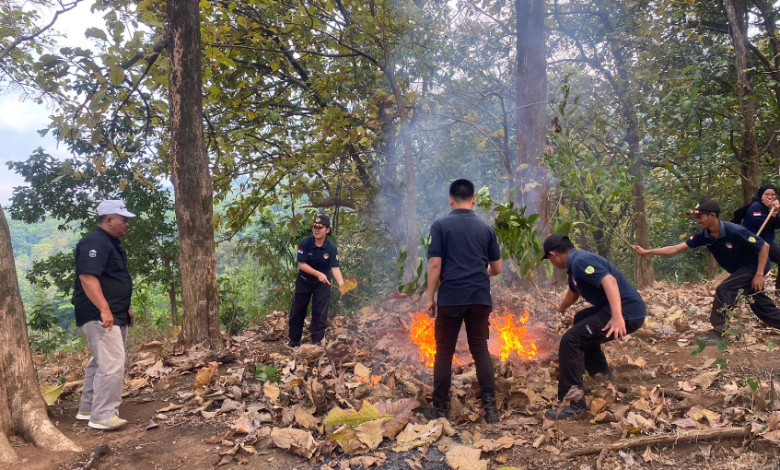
[[2, 0, 780, 469]]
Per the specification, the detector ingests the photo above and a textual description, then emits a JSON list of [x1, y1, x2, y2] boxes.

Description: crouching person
[[542, 234, 646, 420]]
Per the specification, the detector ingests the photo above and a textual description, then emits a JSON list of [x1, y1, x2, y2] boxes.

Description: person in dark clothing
[[543, 234, 646, 420], [634, 199, 780, 342], [287, 214, 345, 347], [74, 200, 136, 431], [737, 185, 780, 289], [422, 179, 503, 424]]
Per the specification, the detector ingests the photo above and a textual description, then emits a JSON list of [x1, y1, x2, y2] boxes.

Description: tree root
[[26, 417, 82, 453], [0, 431, 18, 465], [559, 426, 749, 459]]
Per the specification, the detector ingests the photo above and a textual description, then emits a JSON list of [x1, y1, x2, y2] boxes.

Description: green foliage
[[254, 363, 281, 383], [396, 236, 429, 298], [476, 187, 542, 279]]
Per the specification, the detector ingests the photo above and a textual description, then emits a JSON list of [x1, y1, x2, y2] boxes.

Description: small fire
[[490, 307, 538, 361], [409, 312, 438, 367]]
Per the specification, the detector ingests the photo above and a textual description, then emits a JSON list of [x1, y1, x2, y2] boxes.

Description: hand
[[556, 305, 566, 314], [753, 274, 765, 292], [772, 200, 780, 212], [100, 310, 114, 331], [317, 272, 331, 285], [425, 297, 436, 317], [602, 315, 626, 340], [632, 245, 649, 256], [129, 308, 135, 327]]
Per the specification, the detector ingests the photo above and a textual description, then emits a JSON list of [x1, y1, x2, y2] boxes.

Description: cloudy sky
[[0, 1, 105, 204]]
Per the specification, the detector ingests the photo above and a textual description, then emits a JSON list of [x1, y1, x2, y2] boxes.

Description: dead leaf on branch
[[445, 445, 488, 470], [271, 427, 318, 459]]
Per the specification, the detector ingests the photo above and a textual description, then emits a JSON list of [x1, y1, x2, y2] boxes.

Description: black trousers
[[432, 305, 495, 407], [711, 266, 780, 333], [770, 242, 780, 289], [558, 306, 645, 401], [288, 274, 332, 344]]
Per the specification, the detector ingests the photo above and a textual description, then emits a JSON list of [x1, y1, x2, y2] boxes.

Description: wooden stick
[[756, 206, 778, 237], [558, 426, 748, 459]]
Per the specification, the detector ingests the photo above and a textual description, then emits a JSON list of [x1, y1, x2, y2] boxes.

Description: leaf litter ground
[[22, 278, 780, 470]]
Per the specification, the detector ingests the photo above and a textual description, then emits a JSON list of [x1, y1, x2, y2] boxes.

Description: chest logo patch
[[749, 236, 757, 243], [585, 266, 595, 274], [89, 249, 97, 258], [323, 253, 329, 260], [725, 242, 733, 249]]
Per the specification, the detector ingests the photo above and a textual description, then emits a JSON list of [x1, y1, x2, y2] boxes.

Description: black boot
[[422, 399, 449, 420], [544, 399, 587, 421], [481, 395, 499, 424]]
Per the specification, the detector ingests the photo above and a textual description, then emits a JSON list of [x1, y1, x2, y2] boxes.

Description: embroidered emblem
[[297, 248, 304, 254], [725, 242, 733, 249], [749, 236, 757, 243], [323, 253, 329, 260], [585, 266, 595, 274], [754, 212, 763, 216], [89, 249, 97, 258], [315, 216, 322, 223]]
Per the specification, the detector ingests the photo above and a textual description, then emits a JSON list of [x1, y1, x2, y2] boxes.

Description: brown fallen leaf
[[294, 406, 321, 431], [375, 398, 420, 439], [156, 403, 185, 413], [193, 362, 219, 390], [472, 435, 513, 452], [263, 382, 281, 403], [445, 445, 488, 470], [354, 418, 387, 450], [271, 427, 318, 459], [339, 277, 358, 296], [691, 370, 720, 390]]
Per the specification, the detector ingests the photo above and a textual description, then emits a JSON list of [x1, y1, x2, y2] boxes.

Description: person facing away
[[73, 200, 136, 431], [736, 184, 780, 289], [542, 234, 646, 420], [633, 199, 780, 343], [422, 179, 503, 423], [287, 213, 345, 348]]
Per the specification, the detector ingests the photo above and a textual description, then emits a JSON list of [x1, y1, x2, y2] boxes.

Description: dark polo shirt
[[297, 236, 339, 282], [72, 227, 133, 327], [566, 249, 646, 320], [743, 201, 779, 244], [428, 209, 501, 307], [686, 220, 767, 273]]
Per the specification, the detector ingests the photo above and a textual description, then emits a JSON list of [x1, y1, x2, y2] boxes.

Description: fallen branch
[[74, 444, 111, 470], [559, 426, 749, 459]]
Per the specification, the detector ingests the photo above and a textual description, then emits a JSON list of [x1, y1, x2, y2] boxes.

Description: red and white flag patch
[[297, 248, 304, 254], [754, 212, 763, 216]]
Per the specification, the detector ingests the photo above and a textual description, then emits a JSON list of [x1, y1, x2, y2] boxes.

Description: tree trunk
[[515, 0, 549, 230], [0, 206, 81, 464], [630, 159, 655, 287], [167, 0, 221, 347], [165, 258, 178, 327], [385, 54, 419, 283], [723, 0, 759, 205]]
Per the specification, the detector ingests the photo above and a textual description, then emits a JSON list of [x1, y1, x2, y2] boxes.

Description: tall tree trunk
[[723, 0, 759, 205], [167, 0, 221, 347], [165, 258, 178, 327], [0, 206, 81, 464], [595, 0, 654, 286], [385, 54, 419, 283], [515, 0, 549, 230]]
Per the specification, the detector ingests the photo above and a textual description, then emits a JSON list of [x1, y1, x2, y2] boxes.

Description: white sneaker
[[76, 411, 91, 421], [88, 416, 128, 430]]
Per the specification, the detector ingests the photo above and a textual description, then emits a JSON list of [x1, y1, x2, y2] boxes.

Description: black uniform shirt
[[566, 249, 646, 320], [686, 220, 767, 273], [72, 227, 133, 327], [428, 209, 501, 307], [297, 236, 339, 281], [743, 201, 777, 244]]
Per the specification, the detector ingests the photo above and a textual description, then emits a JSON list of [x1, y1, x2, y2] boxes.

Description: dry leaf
[[324, 400, 380, 427], [294, 406, 321, 431], [193, 362, 219, 390], [230, 417, 253, 434], [40, 383, 64, 406], [445, 446, 487, 470], [472, 435, 513, 452], [589, 398, 608, 415], [405, 458, 423, 470], [691, 370, 720, 390], [129, 377, 150, 390], [263, 382, 281, 403], [144, 359, 171, 378], [156, 403, 185, 413], [354, 418, 387, 450], [375, 398, 419, 439], [354, 363, 370, 380], [641, 445, 659, 463], [270, 427, 318, 459], [393, 419, 445, 452], [340, 277, 358, 296]]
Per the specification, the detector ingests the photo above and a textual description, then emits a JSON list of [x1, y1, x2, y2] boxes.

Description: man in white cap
[[72, 200, 136, 430]]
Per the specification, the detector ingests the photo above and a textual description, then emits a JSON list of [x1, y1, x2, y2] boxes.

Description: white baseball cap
[[96, 200, 136, 218]]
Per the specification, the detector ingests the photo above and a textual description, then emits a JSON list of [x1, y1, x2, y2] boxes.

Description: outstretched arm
[[632, 242, 689, 257]]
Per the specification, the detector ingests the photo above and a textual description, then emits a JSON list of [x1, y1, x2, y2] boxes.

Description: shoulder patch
[[584, 266, 595, 274], [428, 235, 432, 244], [749, 236, 757, 243], [88, 249, 97, 258]]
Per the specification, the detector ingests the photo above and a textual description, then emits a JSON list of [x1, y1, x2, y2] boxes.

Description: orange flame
[[409, 312, 437, 367], [490, 307, 538, 361]]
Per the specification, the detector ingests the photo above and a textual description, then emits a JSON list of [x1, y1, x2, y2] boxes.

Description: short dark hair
[[449, 179, 475, 202], [98, 214, 108, 223]]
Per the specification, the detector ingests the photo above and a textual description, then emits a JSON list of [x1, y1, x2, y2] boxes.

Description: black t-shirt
[[428, 209, 501, 307], [566, 250, 646, 320], [297, 236, 339, 283], [72, 227, 133, 327], [743, 201, 777, 244], [686, 220, 767, 273]]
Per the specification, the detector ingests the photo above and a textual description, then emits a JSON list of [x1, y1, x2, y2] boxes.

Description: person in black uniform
[[634, 199, 780, 342], [287, 214, 345, 347], [542, 234, 646, 420], [423, 179, 503, 423], [736, 184, 780, 289]]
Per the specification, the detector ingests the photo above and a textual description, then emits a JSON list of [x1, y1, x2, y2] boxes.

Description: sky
[[0, 1, 105, 204]]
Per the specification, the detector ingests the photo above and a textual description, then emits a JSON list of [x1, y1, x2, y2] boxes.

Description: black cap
[[312, 213, 331, 227], [542, 234, 572, 260], [686, 199, 720, 216]]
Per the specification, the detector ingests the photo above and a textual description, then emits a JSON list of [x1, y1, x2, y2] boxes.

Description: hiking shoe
[[545, 401, 588, 421], [88, 416, 128, 431], [482, 396, 500, 424], [285, 340, 301, 348], [421, 407, 448, 420], [696, 329, 725, 346], [76, 411, 91, 421]]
